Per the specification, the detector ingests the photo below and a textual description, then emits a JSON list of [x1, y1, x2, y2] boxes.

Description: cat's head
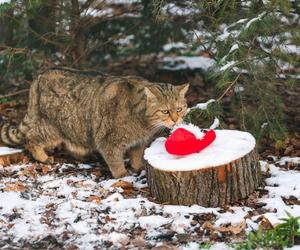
[[144, 83, 189, 129]]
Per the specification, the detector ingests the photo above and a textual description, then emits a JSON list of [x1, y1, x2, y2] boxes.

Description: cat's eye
[[161, 110, 169, 114], [176, 107, 183, 112]]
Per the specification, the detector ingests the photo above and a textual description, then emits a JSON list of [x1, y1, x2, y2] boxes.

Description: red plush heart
[[165, 128, 216, 155]]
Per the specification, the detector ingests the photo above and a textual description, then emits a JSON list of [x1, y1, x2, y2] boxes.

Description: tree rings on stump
[[144, 130, 261, 207]]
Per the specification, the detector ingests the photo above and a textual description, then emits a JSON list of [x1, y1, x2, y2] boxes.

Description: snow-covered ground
[[0, 155, 299, 249]]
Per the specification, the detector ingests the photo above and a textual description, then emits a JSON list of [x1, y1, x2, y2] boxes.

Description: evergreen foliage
[[0, 0, 299, 140]]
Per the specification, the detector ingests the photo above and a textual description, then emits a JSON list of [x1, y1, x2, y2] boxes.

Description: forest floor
[[0, 68, 299, 249], [0, 148, 299, 249]]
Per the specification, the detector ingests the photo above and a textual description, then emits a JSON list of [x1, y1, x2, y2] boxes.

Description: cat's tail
[[0, 116, 30, 146], [1, 75, 40, 147]]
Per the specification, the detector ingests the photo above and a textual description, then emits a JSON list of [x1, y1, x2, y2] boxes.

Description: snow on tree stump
[[144, 130, 261, 207], [0, 147, 24, 166]]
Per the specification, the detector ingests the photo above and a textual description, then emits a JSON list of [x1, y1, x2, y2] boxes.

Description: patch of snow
[[78, 163, 93, 169], [84, 7, 113, 17], [215, 207, 251, 226], [229, 43, 239, 53], [144, 129, 256, 171], [241, 1, 252, 7], [109, 232, 128, 245], [163, 204, 218, 215], [220, 43, 239, 62], [162, 56, 215, 71], [277, 59, 294, 71], [259, 161, 300, 226], [218, 12, 266, 42], [276, 157, 300, 166], [219, 61, 236, 71], [209, 117, 220, 129], [261, 122, 268, 128], [279, 44, 300, 54], [139, 215, 172, 229], [163, 42, 187, 52], [245, 12, 266, 29], [232, 67, 249, 74], [163, 3, 197, 16], [0, 147, 23, 155], [245, 218, 259, 233], [70, 221, 90, 234], [278, 74, 300, 80], [234, 84, 245, 93], [194, 99, 215, 110], [114, 35, 134, 46]]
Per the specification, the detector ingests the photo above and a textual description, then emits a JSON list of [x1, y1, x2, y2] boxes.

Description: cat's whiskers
[[148, 122, 165, 133]]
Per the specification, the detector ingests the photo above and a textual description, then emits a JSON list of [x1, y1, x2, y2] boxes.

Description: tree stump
[[144, 130, 261, 207], [0, 147, 24, 166]]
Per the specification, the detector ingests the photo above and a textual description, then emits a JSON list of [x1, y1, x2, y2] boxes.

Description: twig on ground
[[0, 89, 29, 99]]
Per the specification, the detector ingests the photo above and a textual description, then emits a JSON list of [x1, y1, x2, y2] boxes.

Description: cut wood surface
[[0, 147, 24, 166], [144, 130, 261, 207]]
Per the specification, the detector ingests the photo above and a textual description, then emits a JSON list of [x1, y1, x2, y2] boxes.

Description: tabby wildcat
[[1, 68, 189, 178]]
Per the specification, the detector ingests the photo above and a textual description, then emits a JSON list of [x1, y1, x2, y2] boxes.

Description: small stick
[[217, 73, 242, 102], [0, 89, 29, 99]]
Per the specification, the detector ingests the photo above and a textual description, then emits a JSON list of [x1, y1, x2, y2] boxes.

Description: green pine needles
[[1, 0, 298, 141]]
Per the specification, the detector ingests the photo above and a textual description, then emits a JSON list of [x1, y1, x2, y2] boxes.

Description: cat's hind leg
[[99, 146, 128, 178], [129, 143, 146, 172]]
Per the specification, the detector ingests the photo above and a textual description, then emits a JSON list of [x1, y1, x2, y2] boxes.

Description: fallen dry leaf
[[4, 181, 26, 192], [260, 215, 274, 229], [42, 165, 50, 174], [203, 220, 246, 235], [20, 164, 37, 177], [88, 195, 102, 204], [22, 155, 30, 164], [217, 221, 246, 234], [111, 180, 133, 189]]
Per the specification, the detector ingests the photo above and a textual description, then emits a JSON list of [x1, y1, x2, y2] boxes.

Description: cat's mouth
[[164, 119, 183, 129]]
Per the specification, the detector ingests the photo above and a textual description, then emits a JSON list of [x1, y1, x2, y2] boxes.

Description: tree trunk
[[0, 11, 13, 46], [145, 130, 261, 207], [70, 0, 86, 68], [27, 0, 57, 52]]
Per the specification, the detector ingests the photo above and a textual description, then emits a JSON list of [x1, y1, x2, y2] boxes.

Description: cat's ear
[[177, 83, 189, 97], [144, 86, 159, 100]]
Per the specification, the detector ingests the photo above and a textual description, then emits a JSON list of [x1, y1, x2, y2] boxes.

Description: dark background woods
[[0, 0, 299, 155]]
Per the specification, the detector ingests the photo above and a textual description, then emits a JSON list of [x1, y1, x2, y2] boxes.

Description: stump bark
[[144, 130, 261, 207]]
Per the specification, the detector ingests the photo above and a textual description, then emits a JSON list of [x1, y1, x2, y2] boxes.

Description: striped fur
[[0, 69, 189, 178], [1, 121, 27, 146]]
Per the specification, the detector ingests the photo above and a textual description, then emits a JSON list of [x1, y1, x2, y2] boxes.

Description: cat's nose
[[170, 113, 179, 123]]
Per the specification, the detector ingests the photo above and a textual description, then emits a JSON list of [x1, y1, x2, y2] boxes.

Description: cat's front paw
[[131, 162, 145, 173], [111, 168, 129, 179], [45, 156, 55, 164]]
